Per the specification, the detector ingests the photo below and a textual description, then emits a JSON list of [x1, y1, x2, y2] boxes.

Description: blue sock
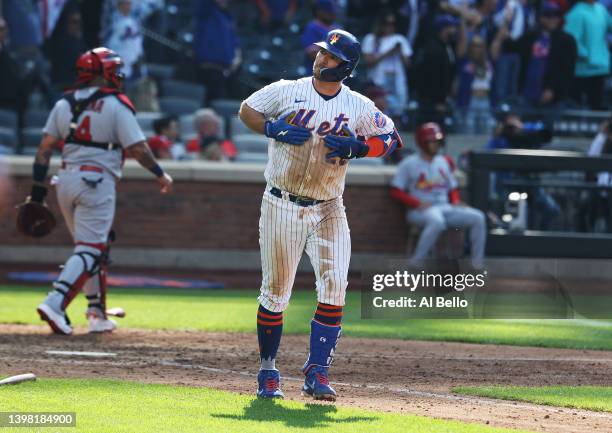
[[257, 305, 283, 370], [304, 303, 343, 373]]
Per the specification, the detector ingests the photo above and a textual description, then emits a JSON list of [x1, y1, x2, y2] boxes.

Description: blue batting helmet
[[313, 29, 360, 82]]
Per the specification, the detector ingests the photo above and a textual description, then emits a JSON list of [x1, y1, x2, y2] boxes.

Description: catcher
[[21, 47, 173, 334]]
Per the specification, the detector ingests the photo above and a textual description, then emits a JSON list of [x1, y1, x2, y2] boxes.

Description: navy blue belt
[[269, 187, 326, 207]]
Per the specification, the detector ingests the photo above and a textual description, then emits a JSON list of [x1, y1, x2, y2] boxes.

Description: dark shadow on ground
[[212, 398, 377, 429]]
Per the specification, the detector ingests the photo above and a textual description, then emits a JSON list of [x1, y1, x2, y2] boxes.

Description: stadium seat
[[160, 79, 206, 102], [210, 99, 241, 119], [230, 115, 251, 137], [159, 97, 201, 116], [233, 133, 269, 153], [0, 126, 17, 150], [136, 112, 163, 131], [146, 63, 174, 80], [0, 109, 18, 130], [234, 152, 269, 163], [21, 127, 43, 152], [24, 110, 49, 128], [179, 114, 195, 137]]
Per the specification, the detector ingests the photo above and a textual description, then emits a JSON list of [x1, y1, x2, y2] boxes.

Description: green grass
[[2, 285, 612, 350], [453, 386, 612, 413], [0, 378, 532, 433]]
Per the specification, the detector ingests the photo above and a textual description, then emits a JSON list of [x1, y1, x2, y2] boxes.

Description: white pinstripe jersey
[[244, 77, 394, 200]]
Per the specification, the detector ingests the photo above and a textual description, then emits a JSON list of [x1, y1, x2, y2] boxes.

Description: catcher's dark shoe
[[302, 366, 337, 401], [37, 291, 72, 335], [257, 369, 284, 398]]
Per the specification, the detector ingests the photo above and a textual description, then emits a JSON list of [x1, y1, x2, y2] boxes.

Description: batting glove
[[324, 127, 368, 160], [264, 112, 311, 145]]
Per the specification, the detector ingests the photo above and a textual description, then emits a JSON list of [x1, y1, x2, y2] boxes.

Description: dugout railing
[[469, 148, 612, 258]]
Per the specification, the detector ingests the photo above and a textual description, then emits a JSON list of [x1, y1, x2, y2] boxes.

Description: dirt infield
[[1, 325, 611, 433]]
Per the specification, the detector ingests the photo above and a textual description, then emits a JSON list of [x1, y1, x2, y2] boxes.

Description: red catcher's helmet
[[415, 122, 444, 150], [75, 47, 124, 88]]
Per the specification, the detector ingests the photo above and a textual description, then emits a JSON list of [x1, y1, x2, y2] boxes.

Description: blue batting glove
[[324, 126, 368, 160], [264, 112, 311, 145]]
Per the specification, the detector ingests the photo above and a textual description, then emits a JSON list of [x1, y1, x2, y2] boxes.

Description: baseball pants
[[55, 168, 116, 296], [407, 203, 486, 268], [258, 188, 350, 312]]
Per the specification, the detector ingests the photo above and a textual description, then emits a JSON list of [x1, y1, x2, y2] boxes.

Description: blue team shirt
[[523, 33, 550, 103], [194, 0, 240, 66]]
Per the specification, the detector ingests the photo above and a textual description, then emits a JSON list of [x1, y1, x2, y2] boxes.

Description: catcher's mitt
[[16, 198, 56, 238]]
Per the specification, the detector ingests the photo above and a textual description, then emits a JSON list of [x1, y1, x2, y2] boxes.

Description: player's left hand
[[324, 127, 368, 160], [157, 173, 173, 194]]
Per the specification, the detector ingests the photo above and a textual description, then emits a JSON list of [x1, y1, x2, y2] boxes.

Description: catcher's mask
[[75, 47, 124, 89]]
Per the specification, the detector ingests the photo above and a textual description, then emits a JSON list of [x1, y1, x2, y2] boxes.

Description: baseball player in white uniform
[[239, 30, 402, 400], [390, 122, 486, 269], [31, 47, 173, 335]]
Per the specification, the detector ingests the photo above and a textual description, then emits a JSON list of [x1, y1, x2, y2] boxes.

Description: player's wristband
[[148, 163, 164, 178], [355, 143, 369, 158], [30, 184, 47, 203], [264, 121, 273, 138], [33, 163, 49, 183]]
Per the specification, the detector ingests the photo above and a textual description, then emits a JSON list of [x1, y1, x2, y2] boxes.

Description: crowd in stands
[[0, 0, 610, 160]]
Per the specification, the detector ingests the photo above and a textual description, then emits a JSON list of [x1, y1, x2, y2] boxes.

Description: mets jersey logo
[[330, 34, 340, 44], [373, 111, 386, 128]]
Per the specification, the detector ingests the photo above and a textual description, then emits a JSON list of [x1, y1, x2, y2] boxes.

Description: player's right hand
[[157, 173, 173, 194], [264, 112, 311, 145]]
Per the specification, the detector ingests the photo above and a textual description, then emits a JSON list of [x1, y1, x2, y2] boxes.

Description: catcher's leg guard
[[53, 244, 104, 310], [83, 233, 116, 333]]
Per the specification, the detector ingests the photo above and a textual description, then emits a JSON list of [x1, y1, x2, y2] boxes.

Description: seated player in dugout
[[239, 29, 403, 401], [390, 123, 486, 270]]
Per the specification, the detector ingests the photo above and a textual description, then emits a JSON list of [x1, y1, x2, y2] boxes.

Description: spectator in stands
[[3, 1, 53, 110], [45, 7, 88, 94], [194, 0, 242, 104], [486, 110, 560, 230], [104, 0, 145, 83], [514, 2, 577, 109], [104, 0, 163, 111], [254, 0, 298, 32], [455, 35, 494, 133], [0, 16, 22, 112], [398, 0, 423, 47], [410, 0, 476, 51], [302, 0, 339, 71], [148, 115, 182, 160], [415, 14, 465, 125], [362, 11, 412, 117], [186, 108, 237, 161], [100, 0, 162, 45], [2, 0, 43, 51], [564, 0, 612, 110], [470, 0, 498, 42], [390, 123, 486, 270], [491, 0, 535, 103]]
